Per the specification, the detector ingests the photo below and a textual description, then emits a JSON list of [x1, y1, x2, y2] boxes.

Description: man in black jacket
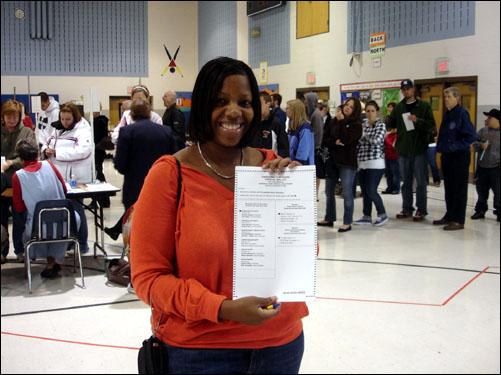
[[249, 92, 289, 158], [105, 99, 178, 241], [162, 91, 186, 149]]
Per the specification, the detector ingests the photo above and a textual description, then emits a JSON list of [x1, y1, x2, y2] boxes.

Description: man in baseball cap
[[483, 108, 501, 121], [400, 79, 414, 89], [472, 108, 500, 222], [386, 78, 436, 222]]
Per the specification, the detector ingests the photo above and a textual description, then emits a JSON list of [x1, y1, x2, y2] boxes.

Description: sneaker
[[16, 253, 25, 263], [127, 282, 135, 294], [396, 211, 412, 219], [412, 211, 426, 222], [471, 212, 485, 220], [353, 217, 372, 225], [374, 216, 388, 226]]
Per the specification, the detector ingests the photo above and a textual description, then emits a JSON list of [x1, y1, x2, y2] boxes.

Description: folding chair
[[25, 199, 85, 293]]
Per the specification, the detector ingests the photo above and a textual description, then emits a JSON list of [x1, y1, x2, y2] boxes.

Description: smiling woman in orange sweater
[[131, 57, 307, 374]]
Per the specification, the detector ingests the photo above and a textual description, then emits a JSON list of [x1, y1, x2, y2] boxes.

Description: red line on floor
[[1, 331, 139, 351], [441, 266, 491, 306], [317, 296, 442, 307]]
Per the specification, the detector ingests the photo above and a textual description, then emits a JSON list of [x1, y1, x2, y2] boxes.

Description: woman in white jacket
[[41, 102, 92, 253]]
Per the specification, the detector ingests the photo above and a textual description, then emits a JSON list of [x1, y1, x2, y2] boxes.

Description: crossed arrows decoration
[[162, 44, 183, 77]]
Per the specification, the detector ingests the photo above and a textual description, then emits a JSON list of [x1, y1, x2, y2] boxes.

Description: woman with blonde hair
[[286, 99, 315, 165]]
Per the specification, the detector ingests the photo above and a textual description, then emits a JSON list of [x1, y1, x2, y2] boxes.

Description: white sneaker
[[374, 216, 388, 226], [127, 283, 135, 294]]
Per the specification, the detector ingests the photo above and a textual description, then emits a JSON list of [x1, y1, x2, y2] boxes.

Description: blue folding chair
[[25, 199, 85, 293]]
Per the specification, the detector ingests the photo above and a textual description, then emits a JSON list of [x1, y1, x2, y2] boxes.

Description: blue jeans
[[1, 198, 27, 256], [399, 152, 428, 214], [384, 159, 401, 193], [358, 169, 386, 217], [324, 160, 357, 224], [427, 146, 441, 183], [474, 166, 500, 215], [163, 331, 304, 374]]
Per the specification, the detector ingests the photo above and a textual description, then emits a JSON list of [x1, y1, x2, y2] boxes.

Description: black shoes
[[443, 222, 464, 231], [433, 218, 450, 226], [471, 212, 485, 220], [41, 263, 62, 279], [104, 227, 120, 241], [338, 225, 352, 233], [317, 221, 334, 227]]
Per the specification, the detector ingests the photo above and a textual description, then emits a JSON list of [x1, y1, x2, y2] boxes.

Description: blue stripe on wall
[[1, 1, 148, 76], [198, 1, 237, 71], [248, 1, 290, 69], [347, 1, 475, 54]]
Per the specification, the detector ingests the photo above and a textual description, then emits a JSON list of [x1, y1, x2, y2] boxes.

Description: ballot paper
[[233, 166, 317, 302], [402, 112, 415, 131]]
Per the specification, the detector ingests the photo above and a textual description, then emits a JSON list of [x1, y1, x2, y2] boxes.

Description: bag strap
[[150, 156, 183, 338]]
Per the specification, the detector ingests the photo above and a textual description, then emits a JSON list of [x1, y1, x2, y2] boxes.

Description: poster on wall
[[341, 91, 359, 105], [382, 89, 400, 116], [161, 44, 183, 77], [369, 32, 386, 59]]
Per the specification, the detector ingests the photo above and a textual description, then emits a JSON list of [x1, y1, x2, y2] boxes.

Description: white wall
[[1, 1, 198, 117], [248, 1, 500, 109]]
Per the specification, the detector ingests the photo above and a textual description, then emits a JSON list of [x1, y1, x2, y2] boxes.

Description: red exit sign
[[439, 62, 448, 71]]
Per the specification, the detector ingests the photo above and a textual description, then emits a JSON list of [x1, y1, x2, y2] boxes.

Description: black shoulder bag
[[138, 157, 182, 374]]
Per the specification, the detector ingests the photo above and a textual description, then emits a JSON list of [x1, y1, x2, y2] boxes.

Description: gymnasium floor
[[1, 158, 499, 374]]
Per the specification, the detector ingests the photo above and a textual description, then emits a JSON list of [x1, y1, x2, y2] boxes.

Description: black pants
[[95, 149, 110, 207], [474, 166, 500, 216], [441, 151, 470, 224]]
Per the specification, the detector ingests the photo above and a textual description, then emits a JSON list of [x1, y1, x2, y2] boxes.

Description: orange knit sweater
[[131, 149, 309, 349]]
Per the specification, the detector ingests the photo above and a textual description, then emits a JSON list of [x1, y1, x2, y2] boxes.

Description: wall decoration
[[259, 61, 268, 84], [162, 44, 183, 77]]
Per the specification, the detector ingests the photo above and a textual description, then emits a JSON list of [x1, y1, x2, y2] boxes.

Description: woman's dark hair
[[188, 57, 261, 147], [365, 100, 380, 112], [16, 138, 38, 161], [344, 97, 363, 123]]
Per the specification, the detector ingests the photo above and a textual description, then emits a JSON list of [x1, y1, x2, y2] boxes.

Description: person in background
[[104, 99, 178, 241], [286, 99, 315, 165], [162, 90, 186, 150], [386, 79, 436, 222], [318, 97, 363, 232], [426, 126, 441, 187], [354, 101, 388, 227], [1, 100, 37, 264], [131, 56, 306, 374], [19, 102, 35, 131], [383, 101, 396, 125], [382, 127, 400, 194], [249, 91, 289, 158], [12, 138, 81, 278], [433, 87, 477, 230], [93, 108, 112, 207], [111, 85, 163, 144], [36, 92, 59, 149], [321, 104, 332, 128], [41, 102, 92, 253], [471, 109, 500, 222], [271, 93, 287, 130], [315, 104, 332, 200], [1, 163, 8, 258], [304, 92, 325, 203]]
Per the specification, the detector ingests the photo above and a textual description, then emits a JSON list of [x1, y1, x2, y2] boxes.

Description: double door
[[418, 80, 477, 181]]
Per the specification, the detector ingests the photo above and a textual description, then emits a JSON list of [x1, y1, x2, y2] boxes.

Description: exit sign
[[436, 58, 450, 75], [306, 72, 315, 84]]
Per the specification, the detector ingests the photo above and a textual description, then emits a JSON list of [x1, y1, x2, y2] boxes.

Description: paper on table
[[402, 112, 415, 131], [233, 166, 317, 302], [85, 182, 120, 192]]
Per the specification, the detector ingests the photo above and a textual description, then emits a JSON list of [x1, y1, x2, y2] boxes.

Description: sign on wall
[[369, 32, 386, 59], [259, 62, 268, 84]]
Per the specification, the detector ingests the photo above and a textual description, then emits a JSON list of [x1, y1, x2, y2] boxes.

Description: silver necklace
[[197, 142, 243, 179]]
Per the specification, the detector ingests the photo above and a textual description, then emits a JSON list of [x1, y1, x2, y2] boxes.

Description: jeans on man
[[1, 198, 27, 256], [427, 146, 441, 184], [399, 152, 428, 214], [385, 159, 401, 193], [72, 199, 89, 253], [324, 160, 357, 224], [359, 168, 386, 217], [163, 331, 304, 374], [474, 166, 500, 216]]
